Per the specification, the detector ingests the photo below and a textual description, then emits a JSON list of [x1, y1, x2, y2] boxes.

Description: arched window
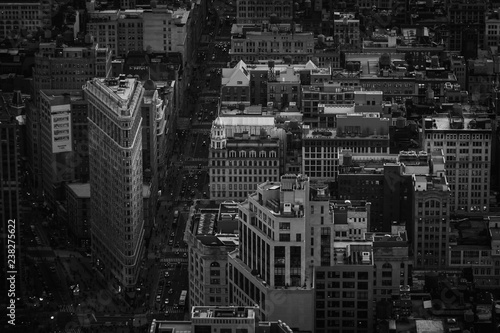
[[230, 151, 236, 158], [240, 150, 247, 158], [259, 151, 266, 158], [269, 150, 276, 158]]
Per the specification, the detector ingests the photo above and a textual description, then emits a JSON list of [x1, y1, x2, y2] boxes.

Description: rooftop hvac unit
[[361, 252, 370, 263], [283, 203, 292, 213]]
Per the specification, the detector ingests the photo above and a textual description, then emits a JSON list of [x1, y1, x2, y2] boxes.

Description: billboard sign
[[51, 104, 72, 153]]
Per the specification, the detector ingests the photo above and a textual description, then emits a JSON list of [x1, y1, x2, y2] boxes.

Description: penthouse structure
[[83, 76, 146, 291], [301, 86, 383, 127], [229, 174, 314, 331], [422, 108, 492, 214], [209, 106, 286, 201], [184, 203, 238, 307]]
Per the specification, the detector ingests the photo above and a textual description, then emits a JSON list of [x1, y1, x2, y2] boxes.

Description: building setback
[[83, 76, 145, 291]]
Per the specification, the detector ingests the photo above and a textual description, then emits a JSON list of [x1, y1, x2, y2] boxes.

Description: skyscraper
[[83, 76, 145, 291]]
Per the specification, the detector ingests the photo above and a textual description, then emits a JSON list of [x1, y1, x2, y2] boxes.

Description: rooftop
[[66, 183, 90, 198], [196, 234, 239, 247], [424, 113, 492, 131], [415, 319, 444, 333], [191, 306, 256, 319], [40, 90, 85, 104]]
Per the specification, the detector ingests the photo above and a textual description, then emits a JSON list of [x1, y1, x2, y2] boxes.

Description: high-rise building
[[209, 106, 285, 201], [422, 109, 492, 214], [83, 76, 146, 291], [33, 42, 112, 100], [229, 174, 314, 331], [38, 90, 89, 205], [410, 150, 450, 269], [184, 203, 239, 307], [367, 227, 411, 302]]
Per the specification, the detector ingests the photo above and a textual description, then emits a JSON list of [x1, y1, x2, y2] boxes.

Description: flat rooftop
[[192, 306, 256, 319], [98, 77, 138, 101], [67, 183, 90, 198]]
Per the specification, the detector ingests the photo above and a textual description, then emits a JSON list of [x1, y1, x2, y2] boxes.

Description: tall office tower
[[410, 150, 450, 269], [83, 76, 145, 291], [209, 107, 285, 201], [184, 203, 239, 307], [309, 183, 374, 333], [38, 90, 89, 206], [228, 174, 314, 331], [422, 110, 492, 214], [33, 42, 112, 101]]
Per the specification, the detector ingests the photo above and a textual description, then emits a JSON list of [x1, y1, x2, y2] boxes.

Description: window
[[279, 233, 290, 242]]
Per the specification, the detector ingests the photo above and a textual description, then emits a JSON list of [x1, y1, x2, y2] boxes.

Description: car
[[183, 252, 187, 258], [171, 232, 175, 237], [164, 298, 169, 304], [50, 266, 56, 273], [168, 288, 174, 294], [156, 295, 161, 302], [166, 281, 171, 287], [168, 239, 173, 245], [174, 210, 179, 218], [164, 310, 170, 317], [164, 271, 170, 278]]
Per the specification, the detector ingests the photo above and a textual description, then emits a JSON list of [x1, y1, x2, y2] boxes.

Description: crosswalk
[[160, 257, 188, 263], [164, 305, 185, 314], [59, 304, 76, 313]]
